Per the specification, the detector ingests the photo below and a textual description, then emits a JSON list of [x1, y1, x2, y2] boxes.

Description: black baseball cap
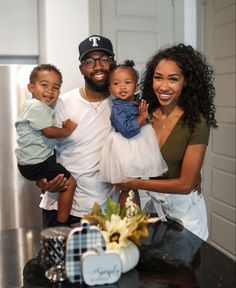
[[78, 35, 115, 61]]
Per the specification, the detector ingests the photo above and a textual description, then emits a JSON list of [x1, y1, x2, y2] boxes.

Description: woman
[[117, 44, 217, 240]]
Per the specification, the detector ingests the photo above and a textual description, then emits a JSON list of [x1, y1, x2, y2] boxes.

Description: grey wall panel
[[0, 65, 42, 229]]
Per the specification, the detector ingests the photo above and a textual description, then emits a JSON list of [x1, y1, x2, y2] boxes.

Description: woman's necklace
[[83, 87, 103, 113], [160, 115, 168, 129], [155, 108, 183, 130]]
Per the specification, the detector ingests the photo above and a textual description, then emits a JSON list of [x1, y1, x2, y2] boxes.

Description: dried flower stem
[[125, 190, 139, 219]]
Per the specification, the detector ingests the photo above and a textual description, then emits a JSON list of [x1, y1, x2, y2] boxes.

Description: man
[[38, 35, 118, 227]]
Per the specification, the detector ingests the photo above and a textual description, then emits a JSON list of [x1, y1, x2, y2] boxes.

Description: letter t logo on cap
[[89, 36, 100, 47]]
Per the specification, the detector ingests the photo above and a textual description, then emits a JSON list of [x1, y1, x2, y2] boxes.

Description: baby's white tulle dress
[[99, 123, 168, 184]]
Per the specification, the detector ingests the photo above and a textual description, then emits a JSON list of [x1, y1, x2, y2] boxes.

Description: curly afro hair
[[29, 64, 63, 85], [140, 43, 217, 129]]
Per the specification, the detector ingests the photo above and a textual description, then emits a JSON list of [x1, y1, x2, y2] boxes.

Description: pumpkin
[[116, 241, 140, 273], [65, 220, 106, 283], [82, 247, 122, 286]]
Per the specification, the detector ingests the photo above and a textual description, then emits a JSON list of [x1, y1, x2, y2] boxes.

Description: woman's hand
[[115, 173, 202, 195], [36, 174, 68, 192], [115, 179, 138, 191]]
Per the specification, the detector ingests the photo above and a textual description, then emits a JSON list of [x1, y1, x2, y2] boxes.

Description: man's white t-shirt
[[39, 88, 117, 217]]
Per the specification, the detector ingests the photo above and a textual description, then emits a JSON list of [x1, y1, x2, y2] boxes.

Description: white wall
[[0, 0, 91, 93], [0, 0, 38, 62], [184, 0, 197, 47], [38, 0, 90, 93]]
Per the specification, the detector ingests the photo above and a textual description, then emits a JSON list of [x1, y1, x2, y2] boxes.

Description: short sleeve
[[27, 100, 54, 131], [189, 115, 210, 145]]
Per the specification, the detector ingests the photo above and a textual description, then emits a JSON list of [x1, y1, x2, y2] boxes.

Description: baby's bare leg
[[57, 176, 76, 223]]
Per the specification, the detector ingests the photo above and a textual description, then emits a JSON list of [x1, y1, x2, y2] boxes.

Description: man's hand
[[36, 174, 68, 192]]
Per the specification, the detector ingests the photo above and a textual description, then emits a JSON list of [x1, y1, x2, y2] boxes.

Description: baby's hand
[[138, 99, 149, 120], [62, 119, 78, 133]]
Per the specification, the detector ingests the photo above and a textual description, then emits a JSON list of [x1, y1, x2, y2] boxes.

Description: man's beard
[[84, 74, 109, 93]]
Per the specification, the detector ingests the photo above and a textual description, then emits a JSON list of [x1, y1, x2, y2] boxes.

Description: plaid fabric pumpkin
[[65, 220, 106, 283]]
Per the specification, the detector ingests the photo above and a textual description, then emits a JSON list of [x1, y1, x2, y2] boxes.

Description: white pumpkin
[[117, 241, 140, 273], [82, 247, 122, 286]]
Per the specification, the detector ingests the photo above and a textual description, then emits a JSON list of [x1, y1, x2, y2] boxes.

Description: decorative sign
[[65, 220, 106, 283], [82, 246, 122, 286]]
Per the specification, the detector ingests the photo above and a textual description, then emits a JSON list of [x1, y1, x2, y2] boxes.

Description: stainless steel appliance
[[0, 65, 42, 229]]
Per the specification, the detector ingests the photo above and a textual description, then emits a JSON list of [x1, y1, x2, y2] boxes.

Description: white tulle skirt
[[99, 124, 168, 184]]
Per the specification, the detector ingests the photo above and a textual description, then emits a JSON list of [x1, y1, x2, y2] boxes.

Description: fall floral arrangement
[[83, 190, 159, 250]]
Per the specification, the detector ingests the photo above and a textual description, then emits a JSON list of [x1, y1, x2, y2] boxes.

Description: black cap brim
[[79, 48, 115, 61]]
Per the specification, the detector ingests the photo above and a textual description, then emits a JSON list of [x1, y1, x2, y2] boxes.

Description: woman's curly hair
[[140, 44, 217, 129]]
